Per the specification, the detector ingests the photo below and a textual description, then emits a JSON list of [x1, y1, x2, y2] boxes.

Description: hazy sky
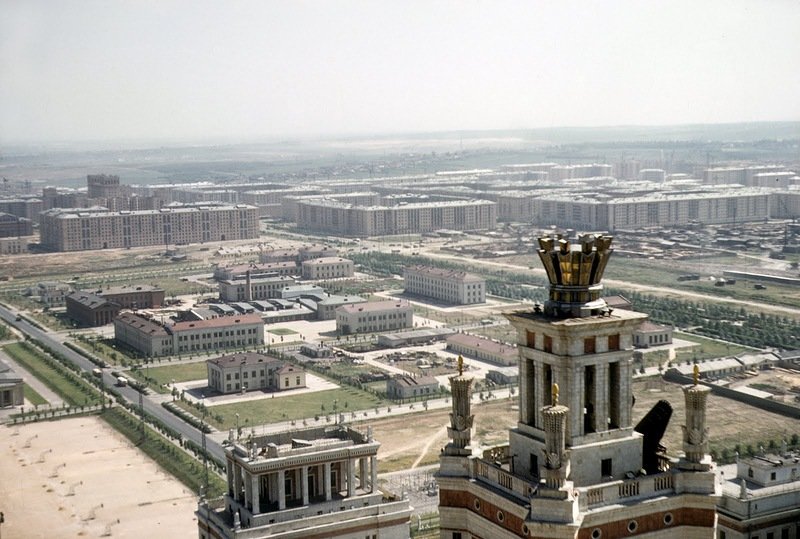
[[2, 0, 799, 144]]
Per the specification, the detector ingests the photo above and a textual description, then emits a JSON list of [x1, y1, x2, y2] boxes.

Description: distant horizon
[[4, 120, 800, 153]]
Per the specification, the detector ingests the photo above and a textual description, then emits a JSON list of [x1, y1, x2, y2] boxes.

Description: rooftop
[[338, 300, 411, 314], [172, 314, 263, 331], [405, 265, 484, 283], [207, 352, 280, 368]]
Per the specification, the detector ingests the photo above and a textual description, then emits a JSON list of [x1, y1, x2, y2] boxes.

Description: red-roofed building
[[335, 300, 413, 335]]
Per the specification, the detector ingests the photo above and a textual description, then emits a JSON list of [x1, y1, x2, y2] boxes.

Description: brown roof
[[115, 312, 169, 336], [339, 299, 411, 314], [446, 333, 517, 359], [391, 374, 439, 387], [172, 313, 263, 331], [207, 352, 280, 368]]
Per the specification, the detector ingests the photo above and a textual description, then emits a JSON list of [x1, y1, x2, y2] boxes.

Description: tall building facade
[[39, 203, 259, 251], [437, 234, 720, 538]]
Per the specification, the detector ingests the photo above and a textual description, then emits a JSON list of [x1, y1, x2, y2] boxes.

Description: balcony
[[473, 456, 538, 502], [579, 472, 675, 510]]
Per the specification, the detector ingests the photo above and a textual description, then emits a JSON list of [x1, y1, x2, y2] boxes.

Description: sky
[[1, 0, 799, 144]]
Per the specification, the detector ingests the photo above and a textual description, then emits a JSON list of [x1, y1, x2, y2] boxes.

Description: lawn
[[3, 342, 100, 407], [23, 383, 48, 406], [673, 331, 752, 362], [179, 386, 387, 430], [128, 361, 209, 393], [267, 327, 298, 335]]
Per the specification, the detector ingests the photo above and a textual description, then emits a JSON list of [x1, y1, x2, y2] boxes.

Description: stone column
[[534, 361, 544, 428], [324, 462, 332, 501], [233, 463, 243, 502], [301, 467, 309, 505], [519, 357, 530, 424], [347, 458, 356, 497], [370, 456, 377, 493], [594, 363, 608, 433], [245, 471, 255, 510], [277, 469, 286, 510], [359, 458, 368, 489], [542, 403, 570, 489], [226, 460, 234, 496], [251, 474, 260, 514], [682, 381, 711, 466]]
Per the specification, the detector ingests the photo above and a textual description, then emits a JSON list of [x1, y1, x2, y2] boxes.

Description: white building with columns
[[197, 425, 411, 539]]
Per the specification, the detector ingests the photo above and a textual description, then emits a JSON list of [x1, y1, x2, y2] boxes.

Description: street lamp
[[235, 413, 240, 439]]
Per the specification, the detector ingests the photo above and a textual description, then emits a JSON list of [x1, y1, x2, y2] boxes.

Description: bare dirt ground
[[0, 416, 197, 539], [365, 378, 800, 477]]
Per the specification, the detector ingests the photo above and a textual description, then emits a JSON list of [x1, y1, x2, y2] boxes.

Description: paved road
[[0, 304, 225, 462]]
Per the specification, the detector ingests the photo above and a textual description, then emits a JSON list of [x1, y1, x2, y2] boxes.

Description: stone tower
[[437, 234, 720, 539]]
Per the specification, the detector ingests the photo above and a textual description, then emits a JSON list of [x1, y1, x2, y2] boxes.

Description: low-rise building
[[403, 265, 486, 305], [0, 236, 30, 254], [386, 373, 439, 400], [206, 352, 305, 394], [445, 333, 518, 366], [95, 284, 165, 309], [280, 284, 325, 300], [197, 426, 411, 539], [335, 300, 413, 335], [218, 275, 296, 302], [114, 312, 265, 357], [213, 262, 300, 281], [717, 452, 800, 539], [633, 321, 673, 348], [26, 281, 73, 306], [65, 292, 121, 327], [0, 359, 24, 408], [316, 295, 366, 320], [486, 366, 519, 386], [301, 257, 354, 280]]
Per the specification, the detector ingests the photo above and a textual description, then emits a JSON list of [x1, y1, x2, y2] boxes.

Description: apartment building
[[213, 262, 300, 281], [206, 352, 305, 394], [403, 265, 486, 305], [301, 257, 354, 280], [295, 198, 496, 237], [335, 300, 413, 335], [39, 203, 259, 251], [114, 312, 265, 357], [0, 213, 33, 238]]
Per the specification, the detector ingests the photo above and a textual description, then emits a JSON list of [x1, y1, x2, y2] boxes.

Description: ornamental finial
[[552, 382, 559, 406], [693, 364, 700, 385]]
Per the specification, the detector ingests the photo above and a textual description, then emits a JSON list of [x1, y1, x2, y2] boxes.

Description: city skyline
[[2, 0, 799, 144]]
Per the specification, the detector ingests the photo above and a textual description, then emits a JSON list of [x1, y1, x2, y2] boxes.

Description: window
[[526, 330, 535, 348], [584, 337, 596, 354], [608, 334, 620, 351], [601, 458, 612, 477], [544, 335, 552, 353], [770, 472, 776, 480]]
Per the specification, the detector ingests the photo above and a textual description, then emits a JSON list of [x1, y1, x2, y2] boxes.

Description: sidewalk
[[0, 347, 65, 409]]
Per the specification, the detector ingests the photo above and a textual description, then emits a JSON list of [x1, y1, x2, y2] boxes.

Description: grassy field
[[180, 386, 387, 430], [129, 361, 208, 393], [3, 342, 100, 406], [23, 383, 48, 406], [267, 327, 298, 335], [673, 331, 752, 362], [73, 337, 141, 366]]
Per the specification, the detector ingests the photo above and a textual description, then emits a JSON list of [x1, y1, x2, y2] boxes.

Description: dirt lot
[[0, 416, 197, 539], [364, 378, 800, 475]]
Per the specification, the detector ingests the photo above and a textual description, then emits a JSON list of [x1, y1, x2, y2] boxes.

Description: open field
[[673, 332, 752, 362], [130, 361, 208, 391], [359, 377, 800, 474], [179, 386, 387, 430], [0, 416, 198, 539]]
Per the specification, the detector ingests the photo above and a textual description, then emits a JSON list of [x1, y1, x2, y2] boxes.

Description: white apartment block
[[535, 188, 772, 229], [301, 257, 354, 280], [335, 300, 413, 335], [403, 265, 486, 305], [295, 198, 496, 237], [39, 203, 259, 251]]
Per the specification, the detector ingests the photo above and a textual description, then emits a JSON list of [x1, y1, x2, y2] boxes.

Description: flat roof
[[208, 352, 280, 368], [338, 300, 411, 314], [405, 265, 484, 283]]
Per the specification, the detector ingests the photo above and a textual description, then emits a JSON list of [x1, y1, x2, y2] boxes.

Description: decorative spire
[[536, 234, 614, 318], [552, 382, 559, 406], [457, 354, 464, 376], [693, 363, 700, 385]]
